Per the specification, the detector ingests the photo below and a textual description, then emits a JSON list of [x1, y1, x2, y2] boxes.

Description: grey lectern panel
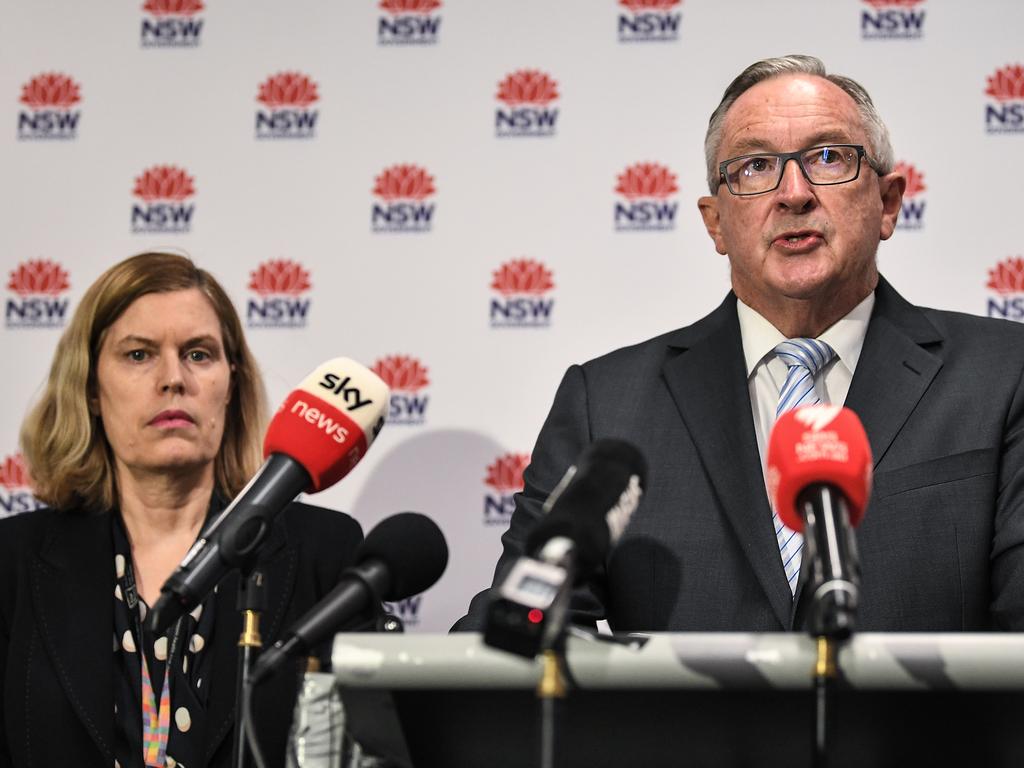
[[332, 633, 1024, 767]]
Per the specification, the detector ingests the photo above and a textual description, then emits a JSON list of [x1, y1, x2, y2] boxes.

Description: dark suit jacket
[[457, 277, 1024, 633], [0, 501, 363, 768]]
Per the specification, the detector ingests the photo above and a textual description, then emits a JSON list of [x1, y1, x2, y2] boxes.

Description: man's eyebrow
[[723, 131, 859, 158]]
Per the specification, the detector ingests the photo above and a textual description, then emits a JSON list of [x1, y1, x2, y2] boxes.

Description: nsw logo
[[614, 162, 679, 231], [5, 260, 71, 329], [986, 257, 1024, 322], [140, 0, 204, 48], [489, 259, 555, 328], [0, 453, 44, 519], [131, 165, 196, 234], [255, 73, 319, 139], [860, 0, 926, 40], [371, 165, 436, 233], [985, 64, 1024, 135], [378, 0, 442, 46], [483, 453, 530, 526], [894, 161, 926, 230], [618, 0, 682, 43], [371, 355, 431, 425], [17, 73, 82, 141], [495, 70, 559, 138], [246, 260, 312, 328]]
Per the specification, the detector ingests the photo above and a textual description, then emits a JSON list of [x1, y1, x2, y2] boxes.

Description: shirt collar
[[736, 291, 875, 377]]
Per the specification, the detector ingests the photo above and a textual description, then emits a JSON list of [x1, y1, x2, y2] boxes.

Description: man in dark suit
[[456, 55, 1024, 633]]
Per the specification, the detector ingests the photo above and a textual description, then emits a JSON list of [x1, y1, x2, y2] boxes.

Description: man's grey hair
[[704, 54, 895, 193]]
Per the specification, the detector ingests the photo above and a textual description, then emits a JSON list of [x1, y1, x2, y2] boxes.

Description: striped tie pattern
[[772, 337, 836, 594]]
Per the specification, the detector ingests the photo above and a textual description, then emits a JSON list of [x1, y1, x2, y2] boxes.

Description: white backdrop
[[2, 0, 1022, 631]]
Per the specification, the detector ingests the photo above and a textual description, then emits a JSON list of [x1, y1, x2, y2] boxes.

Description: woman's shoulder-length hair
[[20, 251, 268, 513]]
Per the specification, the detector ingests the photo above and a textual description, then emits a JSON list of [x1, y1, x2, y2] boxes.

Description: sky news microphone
[[485, 438, 647, 657], [767, 405, 872, 639], [250, 512, 449, 684], [148, 357, 388, 635]]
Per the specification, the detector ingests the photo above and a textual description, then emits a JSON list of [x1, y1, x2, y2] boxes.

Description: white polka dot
[[182, 656, 189, 674], [174, 706, 192, 732], [138, 602, 147, 620], [189, 634, 205, 653], [154, 636, 168, 660], [166, 758, 176, 767], [114, 584, 123, 601], [190, 604, 203, 622], [115, 760, 122, 768], [121, 630, 136, 653], [115, 554, 126, 578]]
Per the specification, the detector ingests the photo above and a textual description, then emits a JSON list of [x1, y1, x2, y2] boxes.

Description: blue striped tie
[[772, 338, 836, 594]]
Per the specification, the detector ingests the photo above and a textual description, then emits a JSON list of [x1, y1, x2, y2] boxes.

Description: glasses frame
[[717, 144, 874, 196]]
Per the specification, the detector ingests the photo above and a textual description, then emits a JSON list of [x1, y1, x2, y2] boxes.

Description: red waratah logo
[[496, 70, 559, 107], [372, 355, 430, 392], [143, 0, 204, 15], [7, 260, 70, 296], [373, 165, 436, 201], [985, 65, 1024, 102], [132, 165, 195, 202], [484, 453, 531, 493], [861, 0, 924, 7], [380, 0, 441, 13], [248, 260, 312, 296], [491, 259, 555, 296], [987, 257, 1024, 295], [257, 73, 319, 108], [619, 0, 680, 9], [19, 73, 81, 109], [616, 163, 679, 200], [894, 162, 926, 198], [0, 454, 32, 490]]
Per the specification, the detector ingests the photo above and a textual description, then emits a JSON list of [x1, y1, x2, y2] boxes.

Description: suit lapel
[[31, 511, 116, 763], [844, 277, 943, 469], [661, 296, 794, 628]]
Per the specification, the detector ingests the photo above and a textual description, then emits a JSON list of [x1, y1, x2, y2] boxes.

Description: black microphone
[[485, 438, 647, 657], [148, 358, 388, 635], [250, 512, 449, 684]]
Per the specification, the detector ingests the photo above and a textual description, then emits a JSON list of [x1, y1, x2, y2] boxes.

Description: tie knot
[[773, 338, 836, 378]]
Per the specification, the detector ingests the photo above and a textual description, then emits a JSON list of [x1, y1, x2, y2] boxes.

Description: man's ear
[[698, 195, 729, 255], [878, 171, 906, 241]]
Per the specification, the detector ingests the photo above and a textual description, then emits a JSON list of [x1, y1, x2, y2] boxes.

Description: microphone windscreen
[[263, 358, 388, 492], [358, 512, 449, 601], [767, 405, 872, 532]]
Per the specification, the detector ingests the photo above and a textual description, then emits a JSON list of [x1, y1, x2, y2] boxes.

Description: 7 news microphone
[[767, 404, 872, 639], [485, 438, 647, 657], [148, 357, 389, 635], [250, 512, 449, 685]]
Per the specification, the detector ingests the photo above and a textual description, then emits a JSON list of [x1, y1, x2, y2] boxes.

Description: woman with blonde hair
[[0, 252, 362, 768]]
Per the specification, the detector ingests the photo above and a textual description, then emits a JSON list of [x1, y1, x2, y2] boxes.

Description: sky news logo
[[246, 260, 312, 328], [255, 73, 319, 139], [140, 0, 204, 48], [489, 259, 555, 328], [495, 70, 559, 138], [5, 260, 71, 329], [371, 355, 430, 425], [617, 0, 682, 43], [372, 164, 436, 233], [986, 257, 1024, 322], [378, 0, 441, 45], [860, 0, 925, 40], [985, 65, 1024, 135], [894, 161, 926, 230], [483, 452, 530, 526], [384, 595, 425, 627], [0, 454, 44, 519], [17, 73, 81, 140], [131, 165, 196, 234], [614, 162, 679, 231]]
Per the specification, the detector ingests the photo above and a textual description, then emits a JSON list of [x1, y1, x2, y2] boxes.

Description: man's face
[[698, 74, 904, 317]]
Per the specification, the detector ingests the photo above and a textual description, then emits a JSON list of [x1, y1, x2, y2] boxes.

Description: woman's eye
[[188, 350, 210, 362], [127, 350, 147, 362]]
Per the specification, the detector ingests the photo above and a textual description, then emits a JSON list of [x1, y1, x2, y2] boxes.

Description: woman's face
[[93, 288, 232, 480]]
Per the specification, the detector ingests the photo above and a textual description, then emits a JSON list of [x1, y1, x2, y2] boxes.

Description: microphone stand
[[537, 638, 568, 768], [232, 568, 266, 768]]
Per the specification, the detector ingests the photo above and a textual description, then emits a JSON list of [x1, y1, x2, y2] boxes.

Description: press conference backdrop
[[1, 0, 1021, 631]]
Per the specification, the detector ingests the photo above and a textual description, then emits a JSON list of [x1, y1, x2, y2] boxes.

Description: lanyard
[[120, 555, 185, 768]]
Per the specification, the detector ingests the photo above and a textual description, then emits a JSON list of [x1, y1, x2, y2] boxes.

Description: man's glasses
[[718, 144, 876, 196]]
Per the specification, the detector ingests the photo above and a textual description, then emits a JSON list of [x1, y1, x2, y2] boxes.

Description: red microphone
[[767, 405, 872, 638]]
